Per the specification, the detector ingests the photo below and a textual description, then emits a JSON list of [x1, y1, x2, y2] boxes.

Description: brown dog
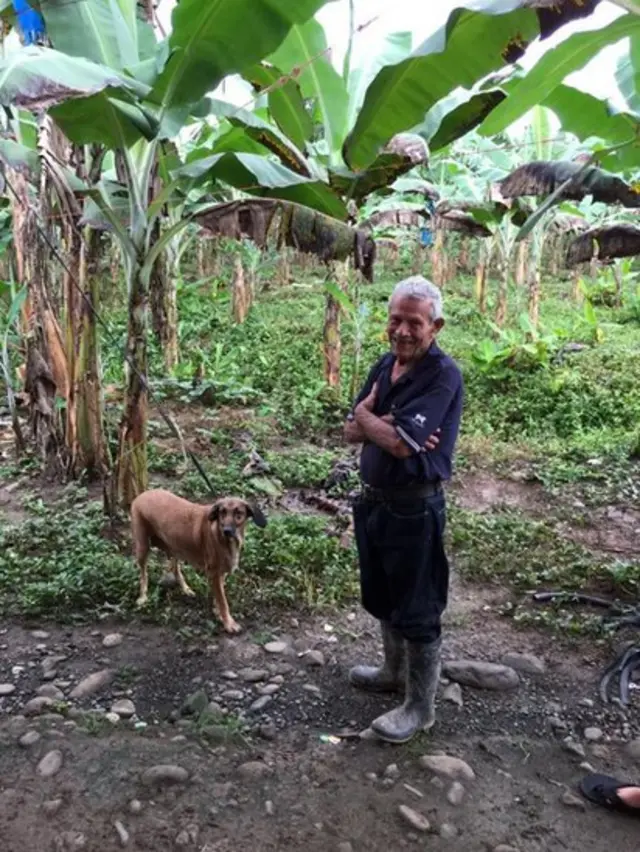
[[130, 489, 267, 634]]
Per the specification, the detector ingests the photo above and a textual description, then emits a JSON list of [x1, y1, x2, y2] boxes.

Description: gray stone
[[181, 689, 208, 717], [563, 738, 586, 759], [140, 765, 189, 786], [419, 754, 475, 782], [238, 761, 271, 779], [250, 695, 273, 712], [440, 823, 459, 839], [43, 799, 63, 816], [24, 696, 55, 716], [264, 641, 287, 654], [584, 727, 603, 742], [626, 739, 640, 761], [114, 820, 129, 846], [562, 791, 586, 810], [69, 669, 114, 699], [102, 633, 123, 648], [501, 652, 546, 675], [384, 763, 400, 779], [443, 683, 463, 707], [257, 683, 280, 696], [447, 781, 466, 805], [129, 800, 143, 814], [0, 683, 16, 696], [37, 684, 65, 700], [222, 690, 244, 701], [111, 699, 136, 719], [19, 730, 41, 748], [304, 650, 325, 667], [105, 712, 120, 725], [53, 831, 86, 850], [42, 655, 66, 674], [239, 668, 269, 683], [37, 750, 63, 778], [31, 630, 50, 640], [442, 660, 520, 691], [398, 805, 430, 833]]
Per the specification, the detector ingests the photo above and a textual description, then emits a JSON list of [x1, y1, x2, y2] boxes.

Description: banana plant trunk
[[323, 260, 348, 388], [496, 253, 509, 328], [75, 226, 110, 477], [150, 219, 179, 371], [475, 240, 492, 314], [515, 239, 529, 288], [431, 228, 445, 286], [115, 264, 149, 507], [527, 268, 541, 328], [232, 254, 250, 323]]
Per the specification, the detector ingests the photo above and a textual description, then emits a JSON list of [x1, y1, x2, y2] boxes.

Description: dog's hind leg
[[210, 572, 241, 634], [171, 559, 196, 598], [132, 511, 150, 608]]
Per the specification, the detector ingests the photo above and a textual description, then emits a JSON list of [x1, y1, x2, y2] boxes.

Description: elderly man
[[344, 275, 463, 744]]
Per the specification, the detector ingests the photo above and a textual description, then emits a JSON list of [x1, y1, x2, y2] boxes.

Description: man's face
[[387, 295, 443, 364]]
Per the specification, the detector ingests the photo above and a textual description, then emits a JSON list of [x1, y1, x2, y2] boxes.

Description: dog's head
[[208, 498, 267, 542]]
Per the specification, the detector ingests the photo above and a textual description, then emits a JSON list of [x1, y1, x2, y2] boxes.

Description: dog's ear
[[245, 501, 267, 528], [208, 501, 221, 522]]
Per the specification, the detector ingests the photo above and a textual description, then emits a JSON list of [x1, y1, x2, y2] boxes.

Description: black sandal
[[580, 774, 640, 816]]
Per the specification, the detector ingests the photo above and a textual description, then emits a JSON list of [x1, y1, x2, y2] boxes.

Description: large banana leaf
[[616, 30, 640, 113], [542, 85, 640, 171], [419, 88, 507, 152], [175, 151, 347, 219], [245, 63, 313, 151], [150, 0, 336, 110], [480, 13, 640, 136], [343, 2, 541, 170], [0, 137, 40, 180], [268, 17, 349, 160], [498, 160, 640, 207], [40, 0, 156, 70]]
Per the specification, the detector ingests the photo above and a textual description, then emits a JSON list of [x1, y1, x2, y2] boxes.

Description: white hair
[[390, 275, 443, 321]]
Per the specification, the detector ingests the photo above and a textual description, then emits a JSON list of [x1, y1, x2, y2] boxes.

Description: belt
[[360, 482, 442, 501]]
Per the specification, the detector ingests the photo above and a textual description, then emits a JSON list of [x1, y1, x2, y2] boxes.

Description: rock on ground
[[419, 754, 475, 782], [37, 750, 64, 778], [69, 669, 114, 700], [443, 660, 520, 691], [398, 804, 430, 832], [140, 765, 189, 786]]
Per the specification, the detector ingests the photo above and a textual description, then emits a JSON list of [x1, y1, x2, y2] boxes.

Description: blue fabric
[[349, 344, 464, 487], [12, 0, 46, 46], [420, 227, 433, 247]]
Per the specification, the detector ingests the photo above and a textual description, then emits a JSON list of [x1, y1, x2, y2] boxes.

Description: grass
[[0, 252, 639, 633]]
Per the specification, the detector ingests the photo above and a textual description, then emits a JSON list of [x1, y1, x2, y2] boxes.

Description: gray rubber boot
[[349, 622, 405, 693], [370, 638, 441, 744]]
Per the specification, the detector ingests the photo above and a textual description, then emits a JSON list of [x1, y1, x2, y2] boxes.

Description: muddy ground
[[1, 573, 640, 852]]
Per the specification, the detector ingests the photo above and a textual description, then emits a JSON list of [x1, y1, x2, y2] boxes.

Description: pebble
[[500, 652, 546, 675], [0, 683, 16, 696], [24, 696, 55, 716], [250, 695, 273, 712], [238, 761, 271, 779], [626, 739, 640, 761], [140, 765, 189, 786], [114, 820, 129, 846], [440, 823, 459, 838], [398, 804, 430, 833], [69, 669, 114, 699], [37, 684, 65, 700], [304, 650, 325, 667], [384, 763, 400, 779], [221, 671, 238, 680], [19, 730, 41, 747], [259, 722, 277, 740], [264, 641, 287, 654], [105, 713, 120, 725], [129, 800, 142, 814], [32, 630, 50, 640], [443, 683, 463, 707], [494, 847, 519, 852], [42, 655, 66, 674], [562, 791, 586, 810], [584, 727, 603, 742], [442, 660, 520, 691], [181, 690, 208, 717], [222, 690, 244, 701], [419, 754, 475, 782], [257, 683, 280, 696], [54, 831, 86, 849], [265, 800, 275, 816], [37, 750, 64, 778], [563, 738, 586, 759], [447, 781, 466, 805], [111, 699, 136, 719], [43, 799, 63, 816], [239, 668, 268, 683], [102, 633, 123, 648], [303, 683, 320, 694]]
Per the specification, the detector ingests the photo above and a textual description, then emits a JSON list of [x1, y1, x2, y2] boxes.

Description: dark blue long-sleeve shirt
[[349, 343, 464, 487]]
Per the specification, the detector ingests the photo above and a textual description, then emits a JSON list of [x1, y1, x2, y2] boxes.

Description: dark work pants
[[353, 491, 449, 644]]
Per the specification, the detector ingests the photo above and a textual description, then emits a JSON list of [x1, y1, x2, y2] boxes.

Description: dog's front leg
[[210, 571, 241, 634]]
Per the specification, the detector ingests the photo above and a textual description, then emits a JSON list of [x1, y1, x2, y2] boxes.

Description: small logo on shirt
[[412, 413, 426, 427]]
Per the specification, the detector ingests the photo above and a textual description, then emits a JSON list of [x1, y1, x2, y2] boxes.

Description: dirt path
[[1, 581, 639, 852]]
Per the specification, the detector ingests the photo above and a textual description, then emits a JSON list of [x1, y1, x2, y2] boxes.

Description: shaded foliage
[[566, 224, 640, 265]]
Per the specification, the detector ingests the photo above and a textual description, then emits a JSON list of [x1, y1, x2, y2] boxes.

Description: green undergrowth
[[0, 489, 356, 622]]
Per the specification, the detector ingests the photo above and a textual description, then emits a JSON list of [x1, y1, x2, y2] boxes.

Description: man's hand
[[425, 428, 441, 451], [355, 381, 378, 416]]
